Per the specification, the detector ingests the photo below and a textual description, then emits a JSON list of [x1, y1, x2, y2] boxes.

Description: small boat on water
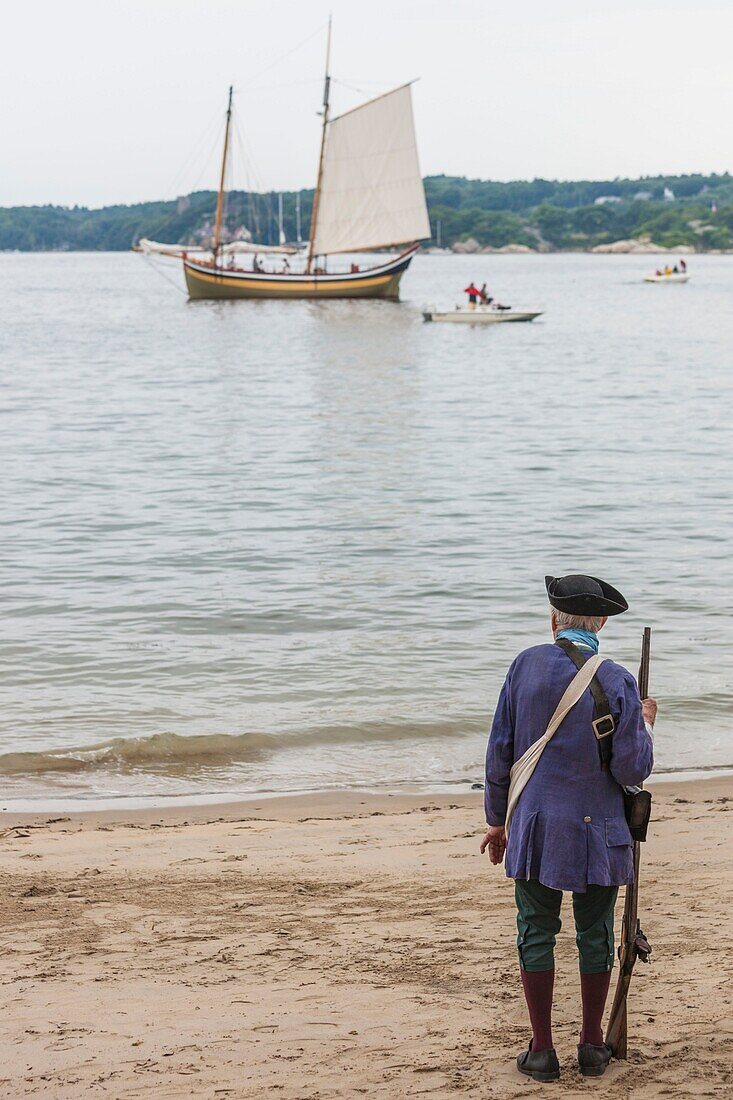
[[643, 273, 690, 284], [423, 305, 543, 324], [136, 20, 430, 301]]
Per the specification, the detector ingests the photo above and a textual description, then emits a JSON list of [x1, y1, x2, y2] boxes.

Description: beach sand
[[1, 778, 731, 1098]]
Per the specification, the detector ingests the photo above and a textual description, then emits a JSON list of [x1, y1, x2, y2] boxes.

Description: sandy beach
[[1, 777, 731, 1098]]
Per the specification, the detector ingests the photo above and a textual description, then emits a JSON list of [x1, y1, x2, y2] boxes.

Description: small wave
[[0, 718, 482, 777]]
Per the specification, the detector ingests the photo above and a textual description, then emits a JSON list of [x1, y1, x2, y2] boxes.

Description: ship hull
[[183, 247, 417, 300]]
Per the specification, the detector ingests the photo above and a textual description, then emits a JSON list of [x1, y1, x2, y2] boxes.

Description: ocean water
[[1, 251, 731, 806]]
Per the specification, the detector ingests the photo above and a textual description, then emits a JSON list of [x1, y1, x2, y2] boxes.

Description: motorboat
[[643, 273, 689, 284], [423, 305, 542, 323]]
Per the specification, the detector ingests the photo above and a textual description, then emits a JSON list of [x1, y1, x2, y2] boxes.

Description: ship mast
[[306, 17, 332, 273], [212, 85, 234, 263]]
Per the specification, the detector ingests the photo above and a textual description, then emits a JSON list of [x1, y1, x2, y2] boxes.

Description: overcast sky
[[2, 0, 731, 208]]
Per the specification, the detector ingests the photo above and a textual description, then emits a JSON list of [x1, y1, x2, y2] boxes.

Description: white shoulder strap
[[504, 654, 605, 837]]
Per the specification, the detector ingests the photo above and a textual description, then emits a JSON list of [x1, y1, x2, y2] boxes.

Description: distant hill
[[1, 173, 731, 252]]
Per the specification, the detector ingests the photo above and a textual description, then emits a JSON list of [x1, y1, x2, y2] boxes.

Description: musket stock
[[605, 628, 652, 1059]]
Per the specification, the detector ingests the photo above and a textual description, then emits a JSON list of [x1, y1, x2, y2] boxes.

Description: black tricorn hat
[[545, 574, 628, 617]]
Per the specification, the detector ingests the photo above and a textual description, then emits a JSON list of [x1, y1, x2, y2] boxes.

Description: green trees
[[531, 204, 572, 248], [421, 174, 733, 250]]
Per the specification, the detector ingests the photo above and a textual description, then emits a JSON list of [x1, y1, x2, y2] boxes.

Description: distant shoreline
[[2, 173, 731, 253]]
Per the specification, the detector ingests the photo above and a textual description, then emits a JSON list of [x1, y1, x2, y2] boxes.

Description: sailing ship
[[138, 22, 430, 300]]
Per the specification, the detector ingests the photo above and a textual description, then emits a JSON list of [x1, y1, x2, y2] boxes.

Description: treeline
[[1, 173, 732, 252], [427, 173, 733, 250]]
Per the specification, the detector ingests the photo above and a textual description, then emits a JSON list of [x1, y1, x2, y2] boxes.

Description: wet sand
[[1, 777, 731, 1097]]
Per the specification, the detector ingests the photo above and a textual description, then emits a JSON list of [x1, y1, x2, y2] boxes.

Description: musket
[[605, 627, 653, 1058]]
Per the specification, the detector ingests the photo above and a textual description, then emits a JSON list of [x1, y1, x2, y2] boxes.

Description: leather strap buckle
[[593, 714, 615, 739]]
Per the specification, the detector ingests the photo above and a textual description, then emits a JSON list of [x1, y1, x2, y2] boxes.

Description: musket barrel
[[605, 627, 652, 1059], [638, 626, 651, 699]]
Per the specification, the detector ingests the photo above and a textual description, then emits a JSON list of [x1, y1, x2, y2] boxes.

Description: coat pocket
[[605, 816, 632, 848]]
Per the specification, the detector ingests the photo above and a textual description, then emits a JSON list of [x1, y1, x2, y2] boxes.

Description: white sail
[[222, 241, 299, 255], [137, 238, 299, 257], [311, 83, 430, 256]]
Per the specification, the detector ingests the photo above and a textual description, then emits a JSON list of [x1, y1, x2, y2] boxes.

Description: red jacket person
[[463, 283, 481, 307]]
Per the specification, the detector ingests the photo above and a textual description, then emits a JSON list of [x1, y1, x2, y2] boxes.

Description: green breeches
[[515, 879, 618, 974]]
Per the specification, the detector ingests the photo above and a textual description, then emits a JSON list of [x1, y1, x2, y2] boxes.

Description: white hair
[[551, 608, 604, 633]]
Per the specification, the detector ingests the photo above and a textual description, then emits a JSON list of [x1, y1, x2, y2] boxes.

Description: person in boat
[[672, 264, 679, 274], [655, 269, 662, 277], [479, 282, 493, 306], [664, 264, 672, 276], [252, 254, 264, 273], [464, 283, 481, 309], [481, 574, 656, 1082], [281, 257, 291, 274], [680, 258, 687, 272]]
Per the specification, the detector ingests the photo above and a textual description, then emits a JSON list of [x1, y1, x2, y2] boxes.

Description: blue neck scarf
[[556, 627, 599, 654]]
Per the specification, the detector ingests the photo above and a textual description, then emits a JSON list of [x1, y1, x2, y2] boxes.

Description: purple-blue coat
[[484, 643, 653, 893]]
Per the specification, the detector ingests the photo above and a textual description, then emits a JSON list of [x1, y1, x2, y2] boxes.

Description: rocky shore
[[442, 235, 723, 256]]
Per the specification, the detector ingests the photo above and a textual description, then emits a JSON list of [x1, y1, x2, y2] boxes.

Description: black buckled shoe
[[517, 1043, 560, 1082], [577, 1042, 612, 1077]]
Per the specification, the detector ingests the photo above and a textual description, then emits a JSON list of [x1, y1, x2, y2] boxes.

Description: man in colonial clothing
[[481, 575, 656, 1081]]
